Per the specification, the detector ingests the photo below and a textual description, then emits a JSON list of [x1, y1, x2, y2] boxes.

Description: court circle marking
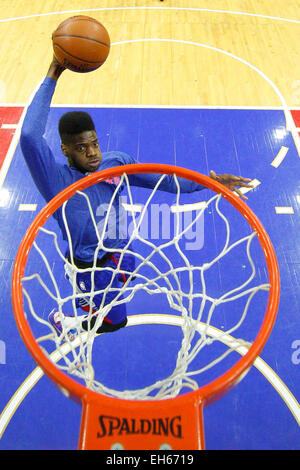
[[0, 314, 299, 439]]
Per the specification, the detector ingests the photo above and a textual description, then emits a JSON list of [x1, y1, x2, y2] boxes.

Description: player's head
[[59, 111, 102, 172]]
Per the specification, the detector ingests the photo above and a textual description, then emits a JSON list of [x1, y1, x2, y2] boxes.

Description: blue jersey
[[20, 78, 205, 262]]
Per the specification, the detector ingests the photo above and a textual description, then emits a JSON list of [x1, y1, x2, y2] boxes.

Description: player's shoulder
[[101, 151, 135, 167]]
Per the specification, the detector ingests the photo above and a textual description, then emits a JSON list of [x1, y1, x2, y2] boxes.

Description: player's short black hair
[[59, 111, 95, 143]]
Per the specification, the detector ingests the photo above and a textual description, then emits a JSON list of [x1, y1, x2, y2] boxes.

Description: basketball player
[[20, 57, 252, 340]]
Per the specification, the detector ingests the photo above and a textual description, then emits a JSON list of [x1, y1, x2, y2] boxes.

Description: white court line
[[238, 178, 261, 195], [0, 314, 299, 439], [52, 104, 300, 110], [123, 200, 208, 214], [18, 203, 37, 211], [275, 206, 294, 214], [122, 202, 143, 213], [171, 201, 207, 213], [271, 146, 289, 168], [1, 104, 298, 109], [0, 7, 299, 24], [1, 124, 18, 129]]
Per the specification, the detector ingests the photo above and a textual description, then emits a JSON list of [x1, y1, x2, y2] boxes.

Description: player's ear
[[61, 143, 68, 156]]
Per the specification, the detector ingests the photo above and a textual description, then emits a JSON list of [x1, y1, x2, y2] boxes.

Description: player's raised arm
[[20, 58, 66, 201]]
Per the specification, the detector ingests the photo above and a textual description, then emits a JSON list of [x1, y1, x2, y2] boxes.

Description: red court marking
[[0, 128, 17, 166], [0, 107, 23, 124], [291, 110, 300, 137], [0, 107, 24, 168]]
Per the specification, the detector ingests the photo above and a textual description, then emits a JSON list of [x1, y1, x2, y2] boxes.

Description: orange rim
[[12, 164, 280, 447]]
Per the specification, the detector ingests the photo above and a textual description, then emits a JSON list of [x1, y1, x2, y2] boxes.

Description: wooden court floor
[[0, 0, 299, 107], [0, 1, 299, 450]]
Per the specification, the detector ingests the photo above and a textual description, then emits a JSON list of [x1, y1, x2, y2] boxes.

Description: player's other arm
[[119, 153, 252, 199]]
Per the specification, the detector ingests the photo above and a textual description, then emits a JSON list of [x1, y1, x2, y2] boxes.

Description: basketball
[[52, 15, 110, 73]]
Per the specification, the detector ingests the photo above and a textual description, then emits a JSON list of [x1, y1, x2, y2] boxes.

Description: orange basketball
[[52, 16, 110, 73]]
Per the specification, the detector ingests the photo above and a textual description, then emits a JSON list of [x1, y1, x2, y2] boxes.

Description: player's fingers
[[229, 175, 252, 182], [236, 181, 254, 188], [234, 187, 248, 200]]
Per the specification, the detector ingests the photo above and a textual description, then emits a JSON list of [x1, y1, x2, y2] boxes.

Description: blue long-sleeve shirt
[[20, 78, 205, 261]]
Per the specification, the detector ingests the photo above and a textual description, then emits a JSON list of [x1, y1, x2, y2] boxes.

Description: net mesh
[[21, 171, 270, 400]]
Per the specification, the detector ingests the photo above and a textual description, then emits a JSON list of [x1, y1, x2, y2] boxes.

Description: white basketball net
[[21, 171, 270, 400]]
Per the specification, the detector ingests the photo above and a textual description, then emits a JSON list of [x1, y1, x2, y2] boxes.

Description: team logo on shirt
[[84, 173, 120, 186], [104, 176, 121, 185]]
